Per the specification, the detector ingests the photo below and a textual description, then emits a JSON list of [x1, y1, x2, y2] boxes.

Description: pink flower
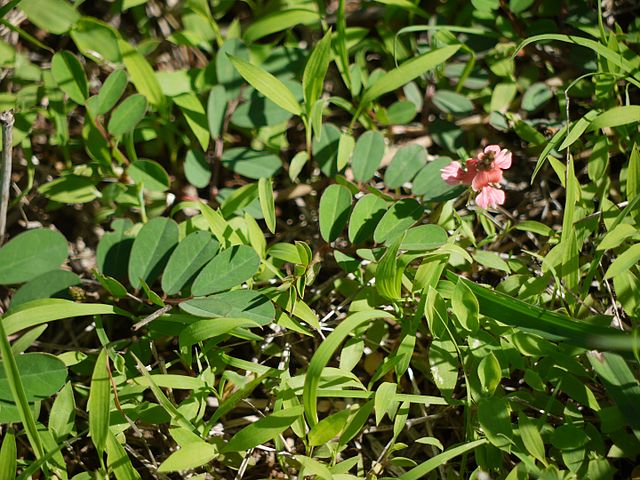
[[440, 145, 511, 209]]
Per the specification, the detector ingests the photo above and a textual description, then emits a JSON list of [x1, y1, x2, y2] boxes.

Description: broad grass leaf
[[384, 144, 427, 189], [587, 352, 640, 441], [0, 430, 16, 479], [191, 244, 260, 296], [478, 352, 501, 396], [128, 217, 179, 289], [358, 45, 460, 114], [448, 273, 640, 354], [221, 148, 282, 179], [173, 93, 210, 150], [303, 29, 332, 108], [49, 382, 76, 441], [107, 94, 147, 136], [106, 430, 142, 480], [51, 51, 88, 104], [117, 39, 164, 107], [558, 109, 599, 150], [319, 184, 352, 242], [179, 318, 261, 349], [478, 397, 512, 449], [38, 174, 99, 203], [627, 143, 640, 201], [2, 299, 122, 336], [222, 405, 304, 452], [219, 183, 259, 219], [452, 279, 479, 332], [243, 9, 319, 44], [589, 105, 640, 131], [92, 69, 127, 115], [10, 270, 80, 309], [604, 243, 640, 280], [518, 413, 546, 464], [19, 0, 80, 35], [348, 193, 388, 244], [157, 438, 218, 473], [393, 439, 486, 480], [229, 55, 302, 116], [308, 408, 351, 446], [161, 231, 219, 295], [258, 177, 276, 234], [88, 348, 110, 455], [374, 382, 398, 425], [376, 236, 403, 301], [351, 131, 385, 183], [294, 455, 333, 480], [303, 310, 393, 425], [0, 353, 66, 402], [373, 198, 422, 244], [428, 339, 457, 398], [339, 400, 375, 446], [179, 290, 275, 326], [0, 229, 68, 285], [128, 159, 170, 192]]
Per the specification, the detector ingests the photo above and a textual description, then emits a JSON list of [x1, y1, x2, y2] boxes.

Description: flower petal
[[475, 186, 505, 209], [440, 161, 464, 185], [483, 145, 501, 157], [494, 149, 512, 169]]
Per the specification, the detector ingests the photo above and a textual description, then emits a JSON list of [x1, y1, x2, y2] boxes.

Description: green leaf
[[51, 50, 88, 104], [589, 105, 640, 131], [374, 382, 398, 425], [207, 84, 226, 138], [221, 147, 282, 179], [71, 18, 121, 63], [376, 236, 403, 301], [216, 39, 249, 100], [39, 174, 99, 203], [521, 82, 553, 113], [127, 159, 170, 192], [400, 225, 447, 251], [451, 279, 479, 332], [384, 144, 427, 189], [258, 177, 276, 234], [303, 310, 393, 425], [348, 193, 388, 244], [308, 409, 351, 447], [473, 250, 511, 273], [428, 339, 458, 397], [627, 143, 640, 201], [295, 454, 333, 480], [303, 29, 333, 108], [412, 158, 466, 201], [351, 131, 385, 183], [179, 317, 261, 349], [0, 229, 68, 285], [88, 348, 110, 455], [319, 184, 353, 242], [229, 55, 302, 116], [478, 397, 512, 449], [2, 299, 123, 336], [128, 217, 179, 289], [0, 353, 66, 402], [223, 405, 304, 452], [394, 439, 486, 480], [478, 352, 501, 396], [91, 69, 127, 115], [373, 198, 422, 244], [180, 290, 274, 326], [184, 150, 211, 188], [243, 9, 319, 44], [10, 269, 80, 309], [49, 382, 76, 441], [19, 0, 80, 34], [157, 437, 218, 473], [518, 413, 546, 464], [604, 243, 640, 280], [117, 39, 164, 107], [107, 94, 148, 136], [0, 430, 16, 479], [448, 273, 640, 354], [358, 45, 460, 116], [191, 244, 260, 296], [173, 93, 210, 150], [161, 231, 219, 295], [432, 90, 474, 115], [106, 430, 142, 480]]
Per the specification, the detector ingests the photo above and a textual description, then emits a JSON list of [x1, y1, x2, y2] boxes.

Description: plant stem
[[0, 110, 14, 246]]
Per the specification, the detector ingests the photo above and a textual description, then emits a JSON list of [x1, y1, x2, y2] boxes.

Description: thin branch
[[0, 110, 14, 245]]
